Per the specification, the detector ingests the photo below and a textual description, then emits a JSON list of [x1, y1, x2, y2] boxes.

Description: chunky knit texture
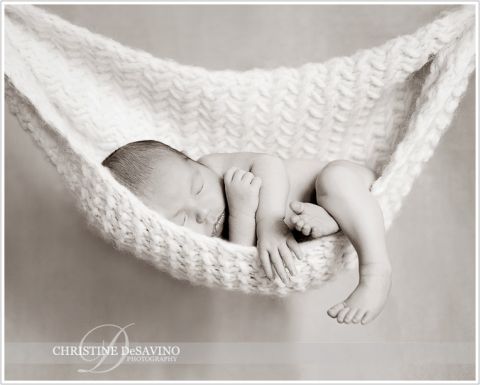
[[5, 5, 475, 295]]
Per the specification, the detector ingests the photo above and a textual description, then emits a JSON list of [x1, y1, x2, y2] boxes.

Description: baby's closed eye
[[192, 172, 204, 196]]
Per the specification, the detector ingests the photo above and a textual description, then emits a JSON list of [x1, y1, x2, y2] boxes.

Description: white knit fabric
[[4, 5, 475, 295]]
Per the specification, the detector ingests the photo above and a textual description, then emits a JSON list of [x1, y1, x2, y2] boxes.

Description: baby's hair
[[102, 140, 189, 193]]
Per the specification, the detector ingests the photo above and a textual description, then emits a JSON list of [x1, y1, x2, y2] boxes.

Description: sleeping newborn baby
[[102, 140, 391, 325]]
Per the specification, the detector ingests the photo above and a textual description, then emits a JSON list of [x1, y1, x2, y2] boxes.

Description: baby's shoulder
[[198, 152, 232, 166], [198, 152, 262, 175]]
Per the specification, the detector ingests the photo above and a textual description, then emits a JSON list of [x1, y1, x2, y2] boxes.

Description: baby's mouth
[[211, 210, 225, 237]]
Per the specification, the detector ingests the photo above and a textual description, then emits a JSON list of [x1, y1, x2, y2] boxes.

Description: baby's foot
[[290, 201, 339, 238], [327, 263, 392, 325]]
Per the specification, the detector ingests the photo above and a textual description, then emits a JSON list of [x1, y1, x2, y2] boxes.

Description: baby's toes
[[311, 227, 323, 238], [289, 201, 304, 214], [327, 303, 345, 318], [337, 307, 350, 324], [361, 311, 376, 325], [301, 224, 312, 236], [294, 219, 305, 232], [352, 310, 366, 324], [344, 308, 358, 324]]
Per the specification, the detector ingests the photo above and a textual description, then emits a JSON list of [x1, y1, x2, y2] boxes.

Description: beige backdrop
[[5, 4, 476, 381]]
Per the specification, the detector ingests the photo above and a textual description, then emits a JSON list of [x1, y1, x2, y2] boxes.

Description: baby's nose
[[195, 209, 209, 224]]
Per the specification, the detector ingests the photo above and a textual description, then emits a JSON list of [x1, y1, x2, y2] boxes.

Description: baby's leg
[[315, 160, 392, 325]]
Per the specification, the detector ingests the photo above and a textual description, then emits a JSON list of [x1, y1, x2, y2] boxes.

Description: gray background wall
[[5, 4, 475, 381]]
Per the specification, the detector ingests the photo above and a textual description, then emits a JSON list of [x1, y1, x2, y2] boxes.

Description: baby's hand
[[256, 219, 302, 285], [224, 167, 262, 218]]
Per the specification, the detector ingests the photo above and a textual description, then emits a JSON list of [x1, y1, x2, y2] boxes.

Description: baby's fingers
[[224, 167, 237, 183], [232, 168, 246, 182], [270, 249, 290, 285], [251, 176, 262, 189], [259, 247, 273, 280], [241, 171, 254, 183], [287, 236, 304, 261], [280, 245, 297, 276]]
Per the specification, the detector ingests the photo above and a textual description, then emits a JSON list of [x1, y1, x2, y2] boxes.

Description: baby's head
[[102, 140, 226, 237]]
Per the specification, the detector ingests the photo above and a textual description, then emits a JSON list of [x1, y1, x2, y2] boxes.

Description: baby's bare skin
[[223, 167, 262, 247], [201, 153, 391, 325], [136, 150, 390, 325]]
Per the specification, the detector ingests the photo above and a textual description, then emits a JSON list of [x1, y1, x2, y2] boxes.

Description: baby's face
[[140, 155, 226, 237]]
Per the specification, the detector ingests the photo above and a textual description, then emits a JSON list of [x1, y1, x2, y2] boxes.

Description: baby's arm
[[224, 167, 261, 246], [228, 215, 256, 246], [198, 152, 302, 284], [251, 155, 303, 283]]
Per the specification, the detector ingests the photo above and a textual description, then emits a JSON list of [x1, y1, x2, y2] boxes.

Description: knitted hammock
[[5, 5, 475, 296]]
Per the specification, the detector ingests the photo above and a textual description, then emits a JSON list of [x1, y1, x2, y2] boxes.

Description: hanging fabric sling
[[4, 5, 475, 295]]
